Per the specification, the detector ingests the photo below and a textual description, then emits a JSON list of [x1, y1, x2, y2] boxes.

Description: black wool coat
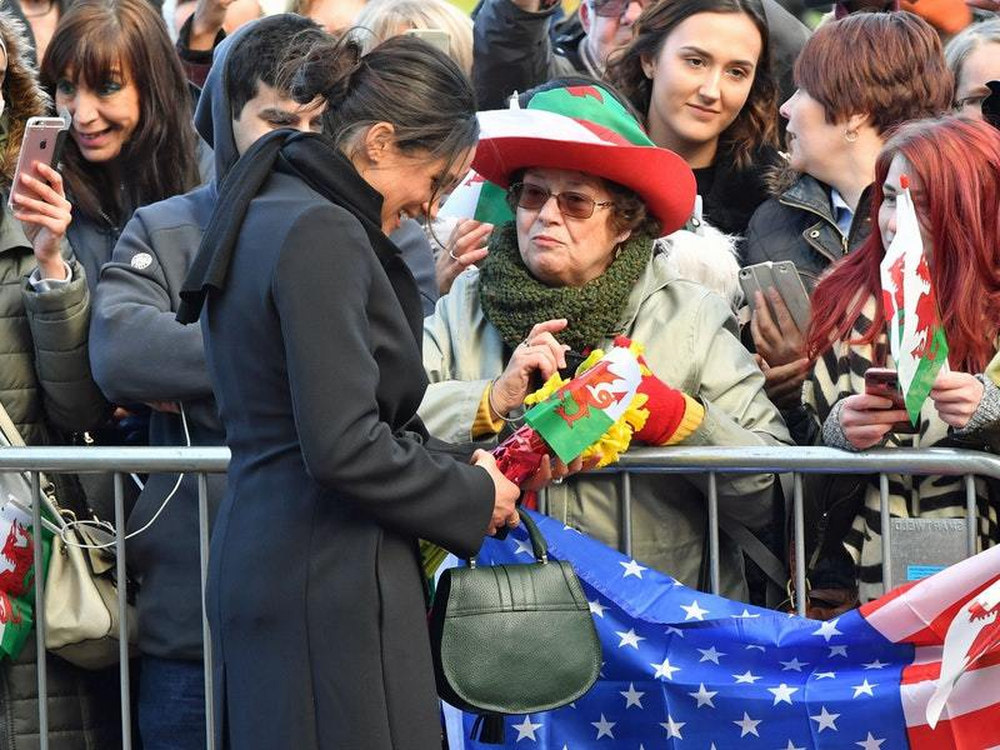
[[199, 138, 495, 750]]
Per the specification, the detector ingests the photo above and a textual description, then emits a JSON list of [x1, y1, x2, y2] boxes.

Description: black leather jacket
[[743, 173, 874, 291]]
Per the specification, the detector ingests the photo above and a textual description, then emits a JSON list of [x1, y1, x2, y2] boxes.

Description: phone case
[[739, 261, 812, 332], [863, 367, 917, 434], [8, 117, 68, 212]]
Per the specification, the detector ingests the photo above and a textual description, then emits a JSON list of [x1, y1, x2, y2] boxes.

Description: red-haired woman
[[803, 116, 1000, 605]]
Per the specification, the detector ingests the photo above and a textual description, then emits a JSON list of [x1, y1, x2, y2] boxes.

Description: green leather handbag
[[429, 509, 601, 743]]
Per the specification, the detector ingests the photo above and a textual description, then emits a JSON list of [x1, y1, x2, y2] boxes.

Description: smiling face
[[362, 141, 475, 235], [781, 88, 847, 182], [878, 154, 932, 256], [955, 41, 1000, 118], [55, 65, 141, 163], [641, 11, 761, 166], [514, 168, 631, 288]]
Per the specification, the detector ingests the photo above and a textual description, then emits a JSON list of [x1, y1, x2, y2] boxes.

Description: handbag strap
[[469, 509, 548, 567], [0, 400, 26, 447]]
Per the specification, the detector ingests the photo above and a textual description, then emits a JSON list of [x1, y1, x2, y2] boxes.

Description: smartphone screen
[[864, 367, 917, 433]]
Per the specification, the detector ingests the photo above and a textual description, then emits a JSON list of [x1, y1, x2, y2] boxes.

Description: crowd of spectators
[[1, 0, 999, 746]]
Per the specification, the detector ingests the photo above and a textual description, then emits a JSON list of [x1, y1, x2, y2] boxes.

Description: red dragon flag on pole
[[878, 174, 949, 424]]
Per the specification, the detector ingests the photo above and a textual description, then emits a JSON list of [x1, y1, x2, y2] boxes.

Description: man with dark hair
[[472, 0, 810, 110], [88, 14, 325, 750]]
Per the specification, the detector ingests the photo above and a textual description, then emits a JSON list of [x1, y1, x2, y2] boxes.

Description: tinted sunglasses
[[591, 0, 648, 18], [510, 182, 615, 220]]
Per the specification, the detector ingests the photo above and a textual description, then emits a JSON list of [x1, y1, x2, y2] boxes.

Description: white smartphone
[[8, 116, 68, 212], [404, 28, 452, 56], [739, 260, 812, 332]]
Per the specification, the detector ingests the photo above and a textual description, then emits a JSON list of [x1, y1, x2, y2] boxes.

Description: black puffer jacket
[[744, 172, 874, 290]]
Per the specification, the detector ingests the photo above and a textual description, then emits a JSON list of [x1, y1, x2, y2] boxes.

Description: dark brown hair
[[39, 0, 201, 224], [604, 0, 778, 170], [795, 12, 953, 134]]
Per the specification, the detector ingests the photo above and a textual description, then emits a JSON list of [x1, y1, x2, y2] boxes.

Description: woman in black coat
[[177, 37, 520, 749]]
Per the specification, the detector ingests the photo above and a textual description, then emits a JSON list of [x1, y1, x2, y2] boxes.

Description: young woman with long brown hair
[[604, 0, 780, 237], [803, 116, 1000, 604], [38, 0, 205, 289]]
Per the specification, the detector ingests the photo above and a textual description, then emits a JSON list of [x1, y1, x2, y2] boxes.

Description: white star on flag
[[852, 678, 877, 698], [829, 645, 849, 658], [856, 732, 886, 750], [591, 714, 615, 740], [588, 599, 607, 618], [767, 683, 798, 705], [813, 618, 843, 642], [659, 715, 685, 739], [620, 559, 646, 579], [512, 715, 542, 741], [863, 658, 889, 670], [664, 626, 685, 638], [680, 600, 709, 620], [697, 646, 725, 664], [810, 706, 840, 732], [734, 712, 762, 737], [689, 683, 718, 708], [782, 741, 806, 750], [650, 657, 681, 680], [746, 644, 766, 652], [620, 683, 644, 709], [779, 657, 807, 671], [814, 671, 836, 679], [616, 628, 645, 649], [513, 538, 533, 556], [733, 608, 761, 618], [733, 670, 762, 684]]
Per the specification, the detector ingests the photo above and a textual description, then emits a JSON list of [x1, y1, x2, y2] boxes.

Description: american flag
[[444, 512, 1000, 749]]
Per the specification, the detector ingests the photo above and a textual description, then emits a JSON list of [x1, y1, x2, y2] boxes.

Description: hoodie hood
[[194, 18, 265, 182], [0, 9, 50, 192]]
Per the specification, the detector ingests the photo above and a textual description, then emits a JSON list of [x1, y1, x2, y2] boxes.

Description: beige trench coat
[[421, 244, 791, 599]]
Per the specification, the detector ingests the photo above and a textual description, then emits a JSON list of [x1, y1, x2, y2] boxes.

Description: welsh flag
[[522, 345, 643, 464], [0, 496, 52, 660], [879, 175, 949, 424]]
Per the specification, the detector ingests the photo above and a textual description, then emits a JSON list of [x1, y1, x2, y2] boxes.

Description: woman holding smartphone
[[178, 36, 520, 749], [802, 116, 1000, 607], [38, 0, 206, 290]]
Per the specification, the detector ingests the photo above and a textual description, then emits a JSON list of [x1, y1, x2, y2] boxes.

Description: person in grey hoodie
[[88, 15, 327, 750]]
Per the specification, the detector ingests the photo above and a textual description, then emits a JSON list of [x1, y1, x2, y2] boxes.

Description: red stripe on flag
[[900, 576, 1000, 648], [907, 702, 1000, 749], [901, 650, 1000, 685]]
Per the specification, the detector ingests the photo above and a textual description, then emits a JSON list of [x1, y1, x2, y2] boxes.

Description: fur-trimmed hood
[[764, 157, 801, 198], [0, 8, 51, 191]]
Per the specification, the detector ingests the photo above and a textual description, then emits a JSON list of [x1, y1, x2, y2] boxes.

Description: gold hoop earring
[[844, 129, 859, 143]]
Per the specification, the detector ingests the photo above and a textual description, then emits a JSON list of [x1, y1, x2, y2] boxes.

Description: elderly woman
[[421, 83, 790, 600]]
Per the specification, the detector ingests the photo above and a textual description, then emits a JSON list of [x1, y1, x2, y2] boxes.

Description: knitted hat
[[471, 84, 696, 237]]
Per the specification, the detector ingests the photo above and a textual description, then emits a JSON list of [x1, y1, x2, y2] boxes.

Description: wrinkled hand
[[13, 162, 71, 281], [757, 354, 810, 411], [490, 319, 570, 417], [435, 219, 492, 295], [837, 393, 910, 450], [930, 371, 983, 429], [473, 449, 520, 536], [750, 289, 806, 367]]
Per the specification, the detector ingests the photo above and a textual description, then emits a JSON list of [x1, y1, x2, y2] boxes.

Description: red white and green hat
[[467, 84, 696, 237]]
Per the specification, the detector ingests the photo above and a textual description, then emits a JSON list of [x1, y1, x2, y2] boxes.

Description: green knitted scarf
[[478, 222, 652, 353]]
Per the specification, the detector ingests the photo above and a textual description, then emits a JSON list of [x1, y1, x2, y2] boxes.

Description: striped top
[[803, 297, 1000, 603]]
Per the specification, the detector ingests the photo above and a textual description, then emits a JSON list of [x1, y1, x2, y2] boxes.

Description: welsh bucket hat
[[470, 83, 696, 237]]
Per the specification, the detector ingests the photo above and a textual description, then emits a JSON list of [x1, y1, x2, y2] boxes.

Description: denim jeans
[[138, 656, 206, 750]]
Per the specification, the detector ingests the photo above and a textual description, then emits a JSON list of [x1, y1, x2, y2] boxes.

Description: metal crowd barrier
[[2, 444, 999, 749]]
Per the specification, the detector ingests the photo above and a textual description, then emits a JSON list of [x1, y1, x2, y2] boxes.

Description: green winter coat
[[421, 243, 791, 599]]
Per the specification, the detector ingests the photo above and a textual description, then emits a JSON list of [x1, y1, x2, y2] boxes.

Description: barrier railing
[[2, 444, 998, 749]]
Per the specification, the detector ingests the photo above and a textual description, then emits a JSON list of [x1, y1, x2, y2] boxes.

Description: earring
[[614, 243, 623, 260], [844, 129, 859, 143]]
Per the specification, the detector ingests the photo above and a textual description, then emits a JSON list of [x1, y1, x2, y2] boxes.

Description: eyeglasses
[[590, 0, 648, 19], [510, 182, 615, 220]]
